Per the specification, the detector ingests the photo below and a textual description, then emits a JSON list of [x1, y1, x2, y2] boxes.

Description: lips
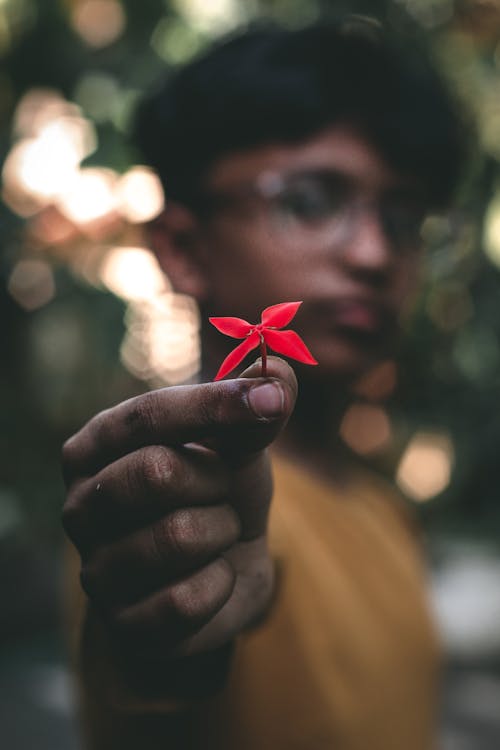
[[305, 296, 392, 333], [332, 299, 387, 334]]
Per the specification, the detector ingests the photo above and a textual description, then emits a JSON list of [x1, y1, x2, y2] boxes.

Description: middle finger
[[63, 443, 228, 554], [80, 503, 241, 610]]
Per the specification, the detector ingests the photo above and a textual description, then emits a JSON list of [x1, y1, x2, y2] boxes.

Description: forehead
[[205, 125, 416, 193]]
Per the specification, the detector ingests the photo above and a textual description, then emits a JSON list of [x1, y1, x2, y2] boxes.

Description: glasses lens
[[270, 173, 349, 229]]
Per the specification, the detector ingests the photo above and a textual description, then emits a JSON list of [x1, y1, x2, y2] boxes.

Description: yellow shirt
[[71, 457, 440, 749]]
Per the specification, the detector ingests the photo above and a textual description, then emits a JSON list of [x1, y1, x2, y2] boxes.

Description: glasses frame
[[193, 167, 429, 254]]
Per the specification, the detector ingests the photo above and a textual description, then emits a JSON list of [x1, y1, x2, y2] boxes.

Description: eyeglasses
[[197, 168, 427, 253]]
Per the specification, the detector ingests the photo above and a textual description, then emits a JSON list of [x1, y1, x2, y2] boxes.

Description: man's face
[[192, 126, 426, 382]]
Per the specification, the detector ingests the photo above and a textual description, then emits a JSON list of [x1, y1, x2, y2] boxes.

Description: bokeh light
[[99, 246, 200, 384], [2, 92, 97, 217], [0, 0, 37, 56], [57, 167, 118, 225], [452, 323, 500, 383], [340, 403, 392, 456], [426, 281, 474, 332], [352, 360, 398, 400], [28, 206, 78, 246], [99, 246, 168, 301], [174, 0, 243, 34], [394, 0, 454, 28], [7, 259, 56, 312], [121, 293, 200, 386], [115, 167, 165, 223], [431, 545, 500, 658], [396, 431, 454, 501], [2, 81, 198, 389], [70, 0, 126, 48], [483, 192, 500, 266], [150, 16, 203, 64], [4, 130, 76, 207], [13, 89, 81, 139], [73, 73, 121, 124]]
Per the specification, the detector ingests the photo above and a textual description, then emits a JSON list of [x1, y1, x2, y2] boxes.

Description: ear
[[148, 203, 210, 301]]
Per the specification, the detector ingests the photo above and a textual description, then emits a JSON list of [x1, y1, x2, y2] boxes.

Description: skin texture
[[63, 358, 297, 659], [62, 127, 426, 667]]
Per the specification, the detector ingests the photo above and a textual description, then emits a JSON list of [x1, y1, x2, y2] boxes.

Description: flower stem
[[260, 336, 267, 377]]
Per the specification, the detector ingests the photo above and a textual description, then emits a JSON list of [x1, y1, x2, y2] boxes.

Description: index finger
[[62, 357, 297, 482]]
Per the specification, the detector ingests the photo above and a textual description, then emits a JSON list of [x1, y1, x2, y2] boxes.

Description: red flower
[[209, 301, 318, 381]]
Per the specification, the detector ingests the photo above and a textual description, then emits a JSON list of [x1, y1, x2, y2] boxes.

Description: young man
[[62, 18, 464, 749]]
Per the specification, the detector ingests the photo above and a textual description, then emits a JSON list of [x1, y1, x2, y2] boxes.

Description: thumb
[[214, 355, 298, 457], [218, 356, 298, 539]]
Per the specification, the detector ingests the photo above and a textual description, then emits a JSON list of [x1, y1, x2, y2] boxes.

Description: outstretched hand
[[62, 357, 297, 662]]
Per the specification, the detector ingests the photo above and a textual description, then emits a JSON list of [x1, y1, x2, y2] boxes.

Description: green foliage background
[[2, 0, 500, 556]]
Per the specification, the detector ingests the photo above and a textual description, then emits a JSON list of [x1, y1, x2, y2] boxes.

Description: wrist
[[113, 641, 236, 703]]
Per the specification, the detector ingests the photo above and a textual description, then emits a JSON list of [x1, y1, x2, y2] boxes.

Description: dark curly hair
[[134, 16, 466, 209]]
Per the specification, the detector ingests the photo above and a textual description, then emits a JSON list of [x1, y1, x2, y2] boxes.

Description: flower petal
[[209, 316, 252, 338], [213, 332, 260, 380], [261, 301, 302, 329], [262, 329, 318, 365]]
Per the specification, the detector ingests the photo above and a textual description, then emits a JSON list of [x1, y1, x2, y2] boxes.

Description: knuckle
[[167, 578, 206, 625], [167, 510, 199, 553], [88, 408, 111, 443], [169, 560, 234, 626], [103, 560, 236, 645], [140, 446, 175, 493], [153, 509, 197, 560], [124, 393, 157, 438]]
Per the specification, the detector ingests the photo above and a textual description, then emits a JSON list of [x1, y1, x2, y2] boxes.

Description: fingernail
[[248, 382, 284, 418]]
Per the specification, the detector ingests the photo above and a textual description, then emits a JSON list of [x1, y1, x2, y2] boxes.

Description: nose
[[339, 205, 393, 278]]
